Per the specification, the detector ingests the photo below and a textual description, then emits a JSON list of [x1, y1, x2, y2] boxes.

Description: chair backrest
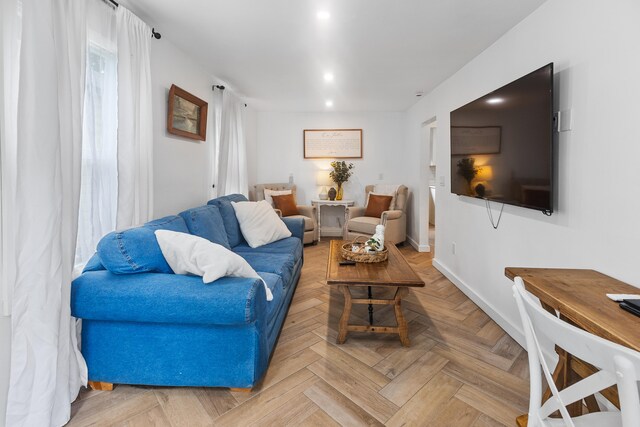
[[364, 185, 409, 212], [253, 183, 297, 202], [513, 277, 640, 426]]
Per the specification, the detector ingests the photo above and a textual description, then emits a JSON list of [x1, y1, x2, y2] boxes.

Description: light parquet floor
[[68, 239, 529, 427]]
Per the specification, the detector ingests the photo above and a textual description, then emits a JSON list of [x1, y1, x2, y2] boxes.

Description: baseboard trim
[[407, 236, 430, 252], [432, 258, 525, 348]]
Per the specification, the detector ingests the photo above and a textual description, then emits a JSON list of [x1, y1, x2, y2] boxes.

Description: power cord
[[485, 200, 505, 229]]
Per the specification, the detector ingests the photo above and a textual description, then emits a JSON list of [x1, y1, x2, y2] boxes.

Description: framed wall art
[[451, 126, 501, 155], [167, 84, 208, 141], [303, 129, 363, 159]]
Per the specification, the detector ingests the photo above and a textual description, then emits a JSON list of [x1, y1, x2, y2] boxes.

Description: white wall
[[255, 112, 407, 228], [150, 39, 216, 218], [404, 0, 640, 341], [0, 317, 9, 427]]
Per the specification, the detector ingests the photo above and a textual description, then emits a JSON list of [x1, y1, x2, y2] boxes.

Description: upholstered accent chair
[[344, 185, 408, 245], [254, 183, 318, 245]]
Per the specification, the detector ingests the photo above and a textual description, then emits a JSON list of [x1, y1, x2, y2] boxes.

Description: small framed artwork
[[303, 129, 363, 159], [451, 126, 501, 155], [167, 84, 208, 141]]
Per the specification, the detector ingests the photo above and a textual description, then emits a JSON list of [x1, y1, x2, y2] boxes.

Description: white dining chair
[[513, 276, 640, 427]]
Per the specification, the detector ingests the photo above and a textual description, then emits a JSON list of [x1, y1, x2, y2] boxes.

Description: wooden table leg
[[337, 285, 352, 344], [394, 287, 410, 347]]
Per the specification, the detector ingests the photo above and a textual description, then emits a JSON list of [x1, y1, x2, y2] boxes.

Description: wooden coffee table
[[326, 240, 425, 346]]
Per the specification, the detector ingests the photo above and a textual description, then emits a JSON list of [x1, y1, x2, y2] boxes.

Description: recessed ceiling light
[[486, 97, 504, 104], [325, 100, 333, 107], [317, 11, 330, 20], [324, 72, 334, 82]]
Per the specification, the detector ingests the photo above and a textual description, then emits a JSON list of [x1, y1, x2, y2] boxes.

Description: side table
[[311, 199, 355, 242]]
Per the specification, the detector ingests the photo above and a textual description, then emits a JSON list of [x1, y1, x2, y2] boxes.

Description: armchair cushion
[[263, 189, 291, 206], [286, 215, 314, 232], [367, 192, 396, 210], [347, 216, 381, 235], [365, 194, 393, 218], [272, 194, 299, 217]]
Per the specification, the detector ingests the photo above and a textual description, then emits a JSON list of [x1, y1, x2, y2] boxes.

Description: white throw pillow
[[155, 230, 273, 301], [263, 189, 292, 207], [231, 200, 292, 248]]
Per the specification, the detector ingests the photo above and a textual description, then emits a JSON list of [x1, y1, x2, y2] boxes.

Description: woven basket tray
[[341, 236, 388, 263]]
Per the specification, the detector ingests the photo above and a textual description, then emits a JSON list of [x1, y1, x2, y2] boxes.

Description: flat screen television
[[450, 63, 554, 214]]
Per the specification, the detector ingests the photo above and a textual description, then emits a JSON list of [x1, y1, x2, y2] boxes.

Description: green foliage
[[456, 157, 478, 183], [329, 161, 355, 185]]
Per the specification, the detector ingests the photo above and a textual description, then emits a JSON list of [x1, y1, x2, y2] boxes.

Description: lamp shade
[[316, 171, 333, 186], [476, 165, 493, 181]]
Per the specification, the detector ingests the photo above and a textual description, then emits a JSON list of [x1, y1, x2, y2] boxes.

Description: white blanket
[[155, 230, 273, 301]]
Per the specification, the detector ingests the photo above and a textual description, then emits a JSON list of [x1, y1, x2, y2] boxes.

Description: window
[[75, 42, 118, 267]]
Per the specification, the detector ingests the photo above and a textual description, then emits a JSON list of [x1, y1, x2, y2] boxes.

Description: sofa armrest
[[281, 216, 305, 241], [346, 206, 366, 220], [296, 205, 316, 219], [71, 271, 268, 326], [381, 210, 403, 223], [273, 208, 283, 218]]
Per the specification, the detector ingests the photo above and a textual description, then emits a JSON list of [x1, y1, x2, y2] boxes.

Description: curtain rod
[[102, 0, 162, 39], [212, 85, 248, 107]]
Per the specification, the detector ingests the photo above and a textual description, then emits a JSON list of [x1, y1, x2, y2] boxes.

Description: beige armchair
[[253, 183, 318, 245], [344, 185, 408, 245]]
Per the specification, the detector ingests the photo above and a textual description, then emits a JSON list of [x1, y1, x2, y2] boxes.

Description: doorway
[[420, 118, 437, 253]]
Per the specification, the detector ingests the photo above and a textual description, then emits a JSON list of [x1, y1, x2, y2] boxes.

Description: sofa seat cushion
[[233, 237, 302, 260], [97, 215, 190, 274], [285, 215, 314, 232], [238, 252, 296, 288], [207, 194, 249, 248], [347, 216, 381, 235], [71, 271, 268, 326], [179, 205, 230, 249]]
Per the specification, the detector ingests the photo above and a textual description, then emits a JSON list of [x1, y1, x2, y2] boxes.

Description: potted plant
[[329, 161, 355, 201], [456, 157, 478, 195]]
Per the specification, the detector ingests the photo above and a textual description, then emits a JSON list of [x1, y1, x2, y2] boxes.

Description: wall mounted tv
[[450, 63, 554, 214]]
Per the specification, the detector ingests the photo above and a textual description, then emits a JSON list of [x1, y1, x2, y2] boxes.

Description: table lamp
[[473, 165, 493, 197], [316, 171, 333, 200]]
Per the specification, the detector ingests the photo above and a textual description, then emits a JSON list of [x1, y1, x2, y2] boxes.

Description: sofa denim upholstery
[[179, 205, 230, 249], [71, 194, 304, 389], [207, 194, 249, 247], [97, 215, 190, 274]]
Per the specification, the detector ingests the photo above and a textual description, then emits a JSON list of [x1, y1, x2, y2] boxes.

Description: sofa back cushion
[[207, 194, 248, 247], [179, 205, 230, 249], [97, 215, 189, 274]]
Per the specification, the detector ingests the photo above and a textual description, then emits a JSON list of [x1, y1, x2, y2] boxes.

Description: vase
[[336, 184, 344, 200]]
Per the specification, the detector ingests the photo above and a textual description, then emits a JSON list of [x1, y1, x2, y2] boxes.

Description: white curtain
[[208, 90, 223, 200], [216, 90, 248, 197], [116, 7, 153, 229], [0, 0, 21, 316], [75, 1, 118, 267], [7, 0, 88, 424]]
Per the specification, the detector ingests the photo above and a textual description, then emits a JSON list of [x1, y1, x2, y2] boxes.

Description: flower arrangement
[[329, 161, 355, 185]]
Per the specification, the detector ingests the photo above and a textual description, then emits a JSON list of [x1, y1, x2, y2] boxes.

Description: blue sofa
[[71, 194, 304, 389]]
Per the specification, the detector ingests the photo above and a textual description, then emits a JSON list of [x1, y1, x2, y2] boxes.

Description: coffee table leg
[[337, 285, 352, 344], [368, 286, 374, 325], [394, 287, 410, 347]]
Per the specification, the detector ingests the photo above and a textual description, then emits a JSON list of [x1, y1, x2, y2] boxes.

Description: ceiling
[[123, 0, 546, 112]]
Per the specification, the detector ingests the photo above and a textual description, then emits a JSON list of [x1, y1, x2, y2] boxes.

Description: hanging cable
[[485, 200, 505, 229]]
